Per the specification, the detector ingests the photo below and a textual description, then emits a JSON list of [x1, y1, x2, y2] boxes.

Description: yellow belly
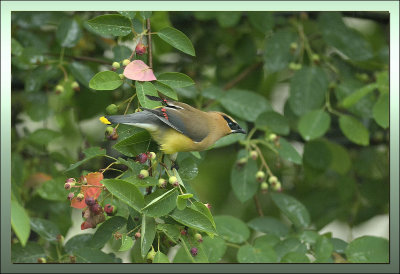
[[150, 128, 197, 154]]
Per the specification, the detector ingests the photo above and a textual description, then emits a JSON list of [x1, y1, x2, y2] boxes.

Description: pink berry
[[85, 196, 95, 206], [136, 153, 148, 164], [190, 247, 198, 256]]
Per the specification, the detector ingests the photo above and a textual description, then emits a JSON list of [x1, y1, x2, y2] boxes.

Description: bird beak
[[233, 128, 246, 134]]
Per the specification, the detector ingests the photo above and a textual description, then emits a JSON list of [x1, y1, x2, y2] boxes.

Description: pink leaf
[[123, 60, 157, 81]]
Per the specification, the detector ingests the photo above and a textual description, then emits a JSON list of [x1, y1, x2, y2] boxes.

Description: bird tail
[[100, 112, 160, 132]]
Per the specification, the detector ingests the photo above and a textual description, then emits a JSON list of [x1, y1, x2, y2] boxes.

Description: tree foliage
[[11, 11, 389, 263]]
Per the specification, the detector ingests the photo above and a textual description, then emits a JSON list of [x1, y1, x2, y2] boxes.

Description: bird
[[100, 95, 246, 156]]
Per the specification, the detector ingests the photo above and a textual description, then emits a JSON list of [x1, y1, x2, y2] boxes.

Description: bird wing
[[142, 97, 210, 142]]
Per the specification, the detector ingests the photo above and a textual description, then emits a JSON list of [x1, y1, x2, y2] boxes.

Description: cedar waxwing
[[100, 95, 246, 155]]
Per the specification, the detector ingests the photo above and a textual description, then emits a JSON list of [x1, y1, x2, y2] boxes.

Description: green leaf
[[112, 45, 132, 62], [237, 244, 278, 263], [36, 178, 65, 201], [135, 81, 161, 109], [153, 81, 178, 100], [28, 128, 61, 146], [270, 192, 311, 228], [89, 71, 123, 91], [289, 66, 329, 116], [153, 251, 170, 263], [101, 179, 145, 212], [176, 194, 192, 210], [216, 12, 242, 28], [220, 89, 272, 122], [230, 149, 258, 202], [124, 176, 158, 188], [141, 215, 156, 258], [11, 242, 46, 263], [130, 239, 146, 263], [331, 238, 348, 254], [264, 30, 297, 73], [170, 207, 217, 235], [65, 147, 106, 172], [11, 200, 30, 247], [30, 217, 61, 243], [191, 201, 216, 229], [214, 215, 250, 244], [274, 237, 307, 261], [69, 61, 95, 88], [303, 140, 332, 170], [254, 234, 280, 247], [326, 141, 351, 175], [376, 71, 389, 93], [319, 12, 373, 61], [339, 115, 369, 146], [281, 252, 310, 263], [56, 18, 82, 48], [299, 230, 319, 245], [157, 223, 180, 243], [247, 216, 289, 237], [64, 234, 93, 253], [298, 110, 331, 141], [86, 14, 132, 37], [255, 111, 290, 135], [277, 138, 302, 165], [178, 157, 198, 181], [118, 11, 136, 19], [73, 247, 122, 263], [315, 236, 334, 261], [119, 234, 134, 252], [340, 83, 378, 108], [11, 38, 24, 56], [141, 188, 178, 217], [345, 236, 388, 263], [248, 11, 274, 34], [202, 236, 227, 263], [157, 27, 195, 56], [156, 72, 195, 88], [90, 216, 126, 249], [373, 92, 389, 129], [112, 130, 151, 157], [140, 11, 152, 19]]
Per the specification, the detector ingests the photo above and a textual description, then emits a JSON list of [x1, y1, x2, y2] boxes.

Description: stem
[[59, 47, 65, 65], [58, 64, 68, 81], [252, 144, 273, 177], [253, 195, 264, 216], [225, 242, 241, 249], [127, 224, 141, 236], [101, 162, 116, 174], [223, 62, 262, 90], [146, 18, 153, 68], [105, 155, 118, 162]]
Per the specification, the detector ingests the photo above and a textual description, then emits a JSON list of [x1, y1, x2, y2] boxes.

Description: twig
[[146, 18, 153, 68], [45, 53, 111, 65], [223, 62, 262, 90], [253, 195, 264, 216]]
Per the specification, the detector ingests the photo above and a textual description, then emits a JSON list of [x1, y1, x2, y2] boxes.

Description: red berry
[[67, 192, 75, 200], [81, 221, 93, 230], [180, 230, 187, 236], [85, 196, 96, 206], [190, 247, 198, 256], [135, 232, 141, 239], [135, 43, 147, 55], [136, 153, 148, 164], [90, 203, 102, 215]]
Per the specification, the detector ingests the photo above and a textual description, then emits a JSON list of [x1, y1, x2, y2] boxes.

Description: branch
[[253, 195, 264, 216], [45, 53, 111, 65], [223, 62, 262, 90], [146, 18, 153, 68]]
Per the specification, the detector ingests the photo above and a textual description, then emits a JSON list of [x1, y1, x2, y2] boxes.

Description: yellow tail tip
[[99, 116, 111, 125]]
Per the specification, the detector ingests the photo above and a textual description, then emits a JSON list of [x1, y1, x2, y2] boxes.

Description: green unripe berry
[[249, 150, 258, 160], [146, 248, 157, 261], [139, 169, 149, 179], [169, 176, 178, 185], [37, 257, 47, 263], [106, 104, 118, 115], [71, 81, 80, 91], [260, 182, 269, 191], [76, 193, 85, 201], [272, 181, 282, 192], [55, 85, 64, 93], [311, 54, 320, 64], [268, 176, 278, 184], [256, 171, 266, 182], [194, 233, 203, 242], [149, 152, 156, 160], [290, 42, 298, 50], [112, 61, 120, 69], [119, 74, 125, 80], [105, 126, 114, 135], [289, 62, 297, 70], [158, 178, 166, 188], [122, 59, 130, 66], [268, 133, 277, 141]]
